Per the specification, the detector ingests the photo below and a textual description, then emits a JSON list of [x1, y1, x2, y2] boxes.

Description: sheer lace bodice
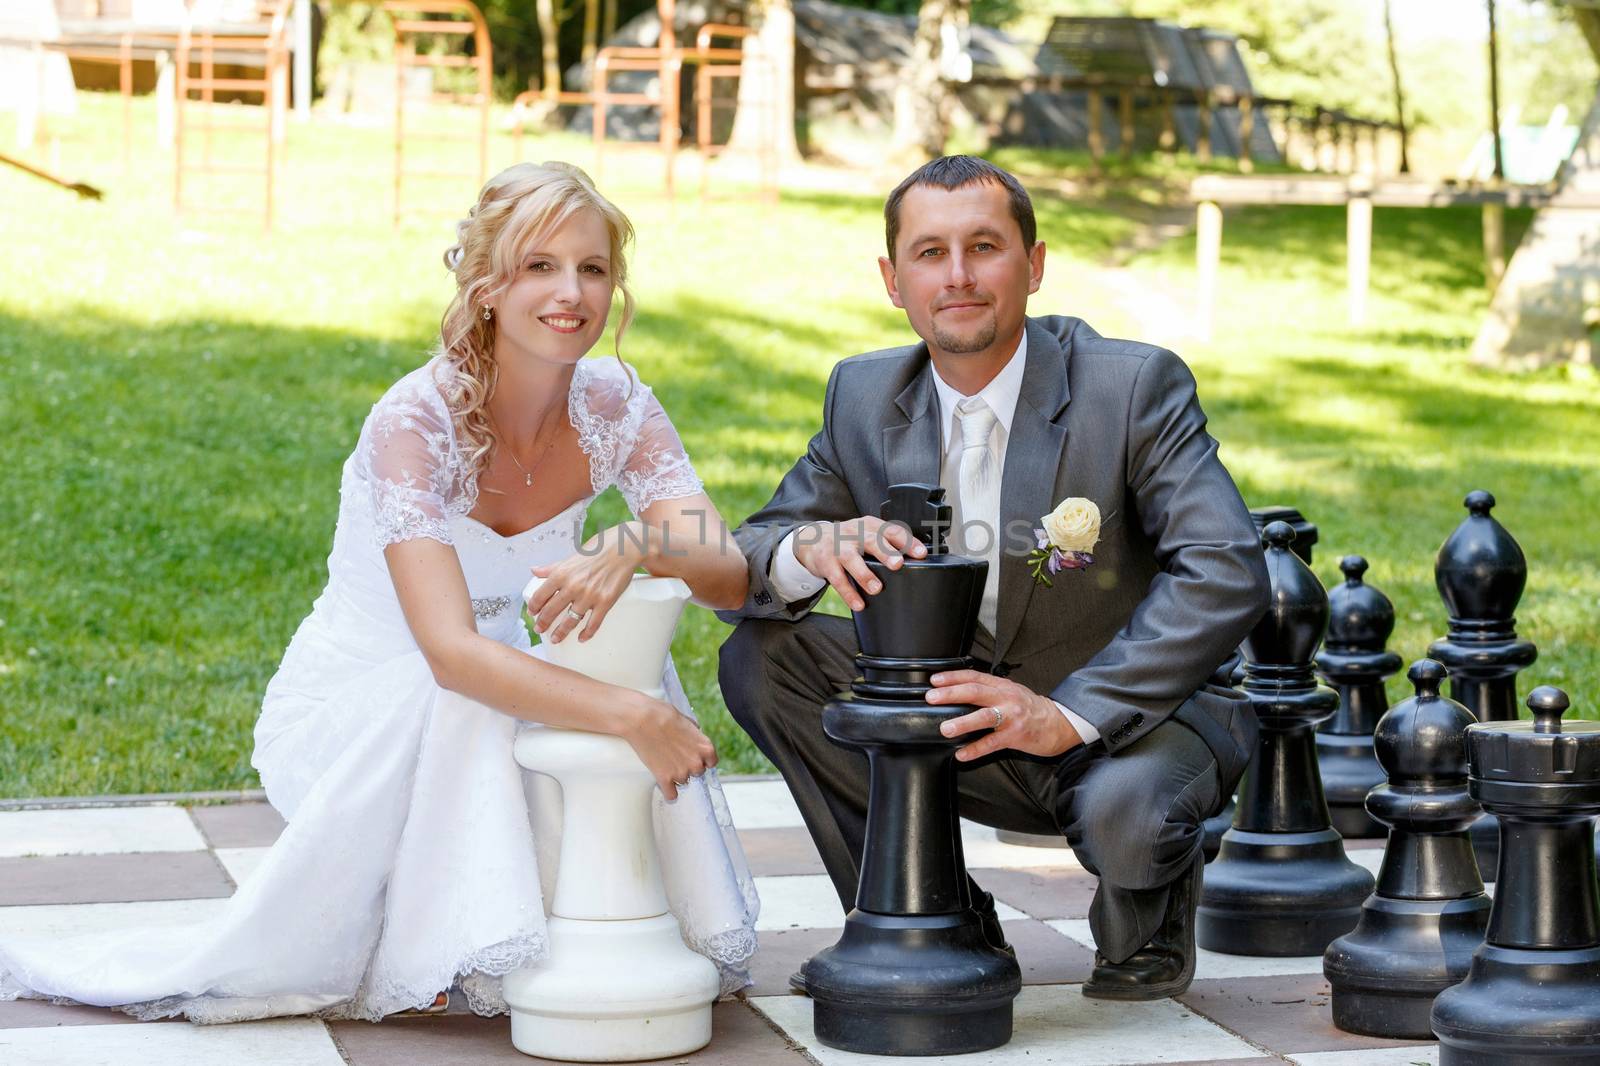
[[0, 355, 759, 1025], [360, 354, 703, 550]]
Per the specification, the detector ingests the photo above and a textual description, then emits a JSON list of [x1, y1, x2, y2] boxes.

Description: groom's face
[[879, 182, 1044, 361]]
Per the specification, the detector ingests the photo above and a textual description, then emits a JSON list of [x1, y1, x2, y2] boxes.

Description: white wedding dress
[[0, 355, 760, 1023]]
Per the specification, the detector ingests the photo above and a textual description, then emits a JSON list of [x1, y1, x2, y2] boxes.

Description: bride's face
[[491, 208, 615, 367]]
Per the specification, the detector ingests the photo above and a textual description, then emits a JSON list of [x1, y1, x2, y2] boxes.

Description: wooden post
[[293, 0, 311, 118], [1483, 199, 1506, 291], [593, 53, 608, 182], [155, 51, 174, 147], [1238, 94, 1254, 173], [1196, 200, 1222, 341], [1118, 88, 1134, 162], [1088, 89, 1105, 173], [1578, 277, 1599, 369], [120, 32, 132, 173], [1196, 90, 1212, 163], [659, 0, 678, 198], [1347, 177, 1373, 327]]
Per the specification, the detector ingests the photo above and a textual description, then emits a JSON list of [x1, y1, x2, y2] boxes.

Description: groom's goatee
[[933, 321, 998, 354]]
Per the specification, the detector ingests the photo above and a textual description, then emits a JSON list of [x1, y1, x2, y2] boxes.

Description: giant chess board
[[0, 781, 1443, 1066]]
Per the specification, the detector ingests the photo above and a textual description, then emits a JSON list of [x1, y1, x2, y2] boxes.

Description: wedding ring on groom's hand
[[990, 707, 1004, 729]]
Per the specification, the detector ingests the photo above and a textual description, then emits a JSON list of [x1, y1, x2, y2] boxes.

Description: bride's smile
[[488, 209, 614, 371]]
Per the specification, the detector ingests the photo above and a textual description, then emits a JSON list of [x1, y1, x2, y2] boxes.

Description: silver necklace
[[492, 405, 563, 488]]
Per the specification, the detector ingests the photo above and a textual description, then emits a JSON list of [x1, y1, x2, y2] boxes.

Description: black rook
[[802, 484, 1021, 1056], [1431, 687, 1600, 1064]]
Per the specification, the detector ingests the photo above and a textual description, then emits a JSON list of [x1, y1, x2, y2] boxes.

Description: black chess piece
[[1314, 556, 1402, 839], [1427, 490, 1538, 880], [1202, 505, 1319, 862], [1431, 687, 1600, 1064], [1324, 660, 1490, 1038], [1196, 521, 1374, 955], [801, 484, 1020, 1056]]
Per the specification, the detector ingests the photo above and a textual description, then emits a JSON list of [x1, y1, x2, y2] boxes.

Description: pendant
[[525, 473, 534, 487]]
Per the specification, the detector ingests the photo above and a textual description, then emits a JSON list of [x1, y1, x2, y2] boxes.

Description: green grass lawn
[[1, 92, 1595, 798]]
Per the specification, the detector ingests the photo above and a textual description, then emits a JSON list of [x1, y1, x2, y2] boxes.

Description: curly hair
[[436, 161, 637, 485]]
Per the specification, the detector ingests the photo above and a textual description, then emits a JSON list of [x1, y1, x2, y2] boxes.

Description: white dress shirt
[[766, 333, 1099, 744]]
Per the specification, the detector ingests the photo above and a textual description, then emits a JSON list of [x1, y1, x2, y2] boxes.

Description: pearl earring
[[481, 306, 492, 321]]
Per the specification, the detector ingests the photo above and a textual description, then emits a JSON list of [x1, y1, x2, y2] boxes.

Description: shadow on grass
[[1, 294, 868, 793]]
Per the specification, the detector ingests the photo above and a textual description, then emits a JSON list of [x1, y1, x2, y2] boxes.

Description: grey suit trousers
[[720, 614, 1223, 964]]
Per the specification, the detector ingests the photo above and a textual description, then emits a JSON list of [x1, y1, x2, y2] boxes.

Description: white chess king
[[502, 574, 721, 1062]]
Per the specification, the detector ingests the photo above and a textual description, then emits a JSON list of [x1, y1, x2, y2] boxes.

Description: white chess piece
[[503, 574, 720, 1062]]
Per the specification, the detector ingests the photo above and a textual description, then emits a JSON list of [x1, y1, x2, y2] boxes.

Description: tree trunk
[[536, 0, 561, 101], [727, 0, 801, 162], [1486, 0, 1504, 179], [890, 0, 962, 161], [582, 0, 599, 70], [1382, 0, 1410, 173], [1573, 8, 1600, 64]]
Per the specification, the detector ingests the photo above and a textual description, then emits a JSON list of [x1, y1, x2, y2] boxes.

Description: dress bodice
[[450, 500, 591, 639], [307, 354, 701, 653]]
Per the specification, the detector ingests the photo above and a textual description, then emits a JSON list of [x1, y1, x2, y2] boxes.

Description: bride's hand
[[526, 523, 647, 643], [621, 692, 718, 802]]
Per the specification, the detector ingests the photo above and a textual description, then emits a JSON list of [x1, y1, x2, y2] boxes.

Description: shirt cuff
[[1052, 700, 1101, 744], [768, 528, 827, 603]]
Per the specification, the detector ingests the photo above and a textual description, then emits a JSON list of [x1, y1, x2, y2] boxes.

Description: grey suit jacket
[[717, 315, 1270, 785]]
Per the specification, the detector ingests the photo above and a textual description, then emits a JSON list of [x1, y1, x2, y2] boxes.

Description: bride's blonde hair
[[437, 161, 637, 484]]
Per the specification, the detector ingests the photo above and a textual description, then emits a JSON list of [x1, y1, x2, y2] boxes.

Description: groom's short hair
[[884, 156, 1037, 261]]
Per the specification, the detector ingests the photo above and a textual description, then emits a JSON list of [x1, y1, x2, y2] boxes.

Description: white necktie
[[954, 396, 1000, 635]]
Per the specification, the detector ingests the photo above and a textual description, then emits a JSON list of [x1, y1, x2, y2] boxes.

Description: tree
[[1566, 3, 1600, 61], [1382, 0, 1411, 172], [727, 0, 801, 162], [889, 0, 970, 161]]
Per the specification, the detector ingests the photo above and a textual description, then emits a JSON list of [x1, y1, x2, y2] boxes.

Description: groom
[[716, 156, 1269, 1000]]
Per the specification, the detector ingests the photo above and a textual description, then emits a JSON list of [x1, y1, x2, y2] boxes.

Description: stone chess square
[[0, 782, 1436, 1066]]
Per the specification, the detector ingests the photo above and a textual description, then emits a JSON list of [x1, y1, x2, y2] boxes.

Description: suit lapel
[[993, 319, 1073, 663], [882, 350, 941, 510]]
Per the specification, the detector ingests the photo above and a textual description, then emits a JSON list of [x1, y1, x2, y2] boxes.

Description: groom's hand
[[791, 517, 927, 612], [927, 671, 1084, 761]]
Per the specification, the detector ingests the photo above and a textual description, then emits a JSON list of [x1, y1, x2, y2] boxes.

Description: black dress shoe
[[974, 889, 1014, 957], [789, 890, 1013, 997], [1082, 851, 1202, 1001]]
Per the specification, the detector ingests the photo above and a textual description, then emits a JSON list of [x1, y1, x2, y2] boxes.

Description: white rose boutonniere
[[1029, 497, 1101, 587]]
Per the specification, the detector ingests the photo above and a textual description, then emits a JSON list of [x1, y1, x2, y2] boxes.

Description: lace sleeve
[[618, 386, 705, 517], [361, 383, 457, 549]]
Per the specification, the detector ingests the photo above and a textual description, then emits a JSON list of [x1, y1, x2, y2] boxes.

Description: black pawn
[[1197, 522, 1375, 955], [1203, 505, 1319, 862], [1315, 556, 1402, 839], [1427, 490, 1537, 880], [1324, 660, 1490, 1038], [1431, 687, 1600, 1064]]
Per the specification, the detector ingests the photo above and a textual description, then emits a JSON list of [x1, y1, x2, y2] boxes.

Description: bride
[[0, 161, 760, 1022]]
